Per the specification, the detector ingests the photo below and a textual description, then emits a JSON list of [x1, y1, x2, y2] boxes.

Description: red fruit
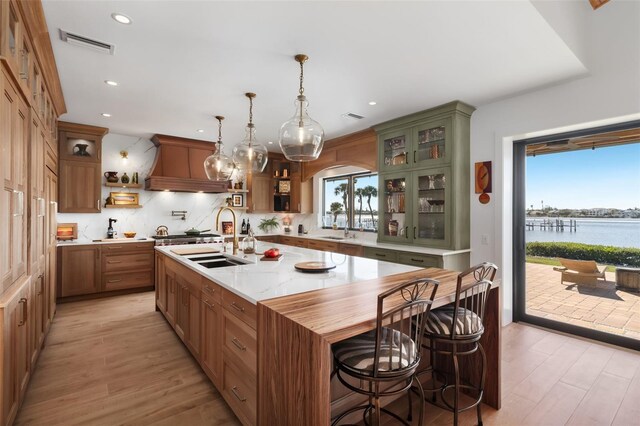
[[264, 248, 280, 258]]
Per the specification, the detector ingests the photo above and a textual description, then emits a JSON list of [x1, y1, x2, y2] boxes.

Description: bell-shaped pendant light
[[232, 93, 269, 173], [279, 54, 324, 162], [204, 116, 236, 181]]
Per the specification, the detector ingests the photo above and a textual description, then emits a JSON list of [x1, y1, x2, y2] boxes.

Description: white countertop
[[155, 242, 421, 304], [255, 232, 470, 257], [57, 237, 155, 247]]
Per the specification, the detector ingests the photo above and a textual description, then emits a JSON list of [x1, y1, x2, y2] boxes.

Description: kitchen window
[[322, 172, 378, 231]]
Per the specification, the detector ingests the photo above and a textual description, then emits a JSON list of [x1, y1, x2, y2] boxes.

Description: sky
[[526, 143, 640, 210]]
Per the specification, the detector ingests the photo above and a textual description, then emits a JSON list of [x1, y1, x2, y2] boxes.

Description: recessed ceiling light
[[101, 113, 112, 117], [268, 141, 273, 145], [197, 129, 204, 133], [104, 80, 118, 86], [111, 13, 132, 25], [368, 101, 377, 106]]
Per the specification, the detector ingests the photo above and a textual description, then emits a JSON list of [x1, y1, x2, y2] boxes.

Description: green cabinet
[[375, 101, 473, 251]]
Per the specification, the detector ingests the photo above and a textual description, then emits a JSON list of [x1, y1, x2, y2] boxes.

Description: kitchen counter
[[154, 242, 421, 304], [56, 237, 154, 247], [254, 232, 471, 257]]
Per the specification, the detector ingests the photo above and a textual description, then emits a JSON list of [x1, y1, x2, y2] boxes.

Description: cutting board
[[170, 247, 220, 255]]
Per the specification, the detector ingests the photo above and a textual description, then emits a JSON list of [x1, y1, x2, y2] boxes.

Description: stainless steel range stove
[[151, 233, 224, 246]]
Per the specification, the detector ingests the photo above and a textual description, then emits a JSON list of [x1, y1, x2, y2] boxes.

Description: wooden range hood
[[144, 134, 228, 193]]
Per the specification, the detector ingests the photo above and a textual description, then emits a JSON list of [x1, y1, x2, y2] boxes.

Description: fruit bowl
[[124, 232, 136, 238]]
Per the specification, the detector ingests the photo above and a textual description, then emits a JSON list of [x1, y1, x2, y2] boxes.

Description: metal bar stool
[[418, 262, 497, 426], [331, 278, 439, 425]]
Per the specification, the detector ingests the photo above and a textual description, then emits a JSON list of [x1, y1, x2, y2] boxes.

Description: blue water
[[525, 218, 640, 249]]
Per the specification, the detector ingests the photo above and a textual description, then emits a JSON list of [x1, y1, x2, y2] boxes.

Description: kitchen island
[[154, 243, 500, 425]]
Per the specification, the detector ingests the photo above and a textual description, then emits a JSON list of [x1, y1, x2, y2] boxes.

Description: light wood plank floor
[[15, 292, 640, 425]]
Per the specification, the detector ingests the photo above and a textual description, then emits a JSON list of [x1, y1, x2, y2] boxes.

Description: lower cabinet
[[155, 253, 257, 426], [57, 242, 155, 300]]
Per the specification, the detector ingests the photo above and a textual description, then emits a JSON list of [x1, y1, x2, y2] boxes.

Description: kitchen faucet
[[107, 218, 118, 239], [215, 207, 238, 255]]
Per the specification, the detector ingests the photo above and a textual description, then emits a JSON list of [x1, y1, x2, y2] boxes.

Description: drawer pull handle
[[203, 300, 214, 309], [231, 337, 246, 351], [231, 386, 246, 402], [410, 258, 424, 263], [230, 302, 245, 312], [108, 246, 123, 250], [375, 253, 386, 257], [107, 279, 122, 283], [18, 298, 27, 326], [204, 285, 215, 294], [107, 260, 122, 264]]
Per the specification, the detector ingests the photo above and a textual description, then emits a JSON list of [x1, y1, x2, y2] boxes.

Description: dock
[[526, 218, 578, 231]]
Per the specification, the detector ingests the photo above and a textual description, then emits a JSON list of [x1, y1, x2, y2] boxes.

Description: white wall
[[469, 1, 640, 324], [57, 133, 317, 239]]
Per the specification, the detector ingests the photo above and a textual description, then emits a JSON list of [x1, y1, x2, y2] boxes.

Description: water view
[[525, 218, 640, 249]]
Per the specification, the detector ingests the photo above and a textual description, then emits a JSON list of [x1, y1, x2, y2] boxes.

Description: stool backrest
[[450, 262, 498, 339], [373, 278, 439, 377]]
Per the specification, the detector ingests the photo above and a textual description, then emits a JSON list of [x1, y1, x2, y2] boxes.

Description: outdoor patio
[[526, 262, 640, 340]]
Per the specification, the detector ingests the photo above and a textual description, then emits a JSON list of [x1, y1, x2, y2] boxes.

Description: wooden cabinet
[[247, 175, 272, 213], [29, 273, 45, 368], [255, 235, 279, 244], [0, 0, 24, 79], [57, 245, 100, 297], [375, 101, 473, 251], [1, 65, 29, 294], [306, 239, 338, 252], [57, 122, 108, 213], [29, 112, 46, 274], [337, 243, 364, 257], [279, 236, 308, 248], [271, 157, 312, 214], [201, 292, 222, 387], [44, 167, 57, 329]]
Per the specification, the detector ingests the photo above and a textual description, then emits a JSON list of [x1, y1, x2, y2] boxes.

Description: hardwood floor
[[15, 291, 640, 425], [15, 292, 239, 426]]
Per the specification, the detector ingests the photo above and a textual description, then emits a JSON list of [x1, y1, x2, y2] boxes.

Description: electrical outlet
[[481, 234, 489, 245]]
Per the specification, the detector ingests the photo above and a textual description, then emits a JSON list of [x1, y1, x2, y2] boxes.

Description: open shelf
[[226, 189, 249, 194], [104, 204, 143, 209], [105, 182, 143, 189]]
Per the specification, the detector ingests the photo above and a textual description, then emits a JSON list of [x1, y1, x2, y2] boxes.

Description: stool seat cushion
[[425, 306, 483, 337], [333, 327, 417, 375]]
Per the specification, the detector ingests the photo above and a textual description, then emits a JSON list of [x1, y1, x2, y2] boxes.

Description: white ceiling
[[42, 0, 588, 150]]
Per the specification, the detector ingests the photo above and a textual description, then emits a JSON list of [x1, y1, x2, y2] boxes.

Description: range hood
[[145, 134, 229, 193]]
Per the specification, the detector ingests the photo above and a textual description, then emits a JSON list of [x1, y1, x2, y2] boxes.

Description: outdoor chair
[[553, 258, 607, 285]]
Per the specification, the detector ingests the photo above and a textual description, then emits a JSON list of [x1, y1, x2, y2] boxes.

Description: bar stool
[[331, 278, 439, 425], [419, 262, 497, 426]]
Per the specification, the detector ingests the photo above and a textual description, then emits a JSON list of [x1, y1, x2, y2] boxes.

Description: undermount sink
[[322, 236, 345, 241], [184, 253, 249, 269]]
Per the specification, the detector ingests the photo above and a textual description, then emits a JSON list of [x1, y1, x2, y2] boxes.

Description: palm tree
[[329, 202, 343, 224], [362, 185, 378, 226], [354, 188, 364, 227], [334, 183, 349, 227]]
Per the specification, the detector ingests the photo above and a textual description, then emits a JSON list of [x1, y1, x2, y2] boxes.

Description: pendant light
[[232, 93, 268, 173], [278, 54, 325, 162], [204, 116, 236, 181]]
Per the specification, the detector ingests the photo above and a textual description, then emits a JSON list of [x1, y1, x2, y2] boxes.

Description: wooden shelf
[[104, 204, 143, 209], [105, 182, 143, 189], [226, 189, 249, 194]]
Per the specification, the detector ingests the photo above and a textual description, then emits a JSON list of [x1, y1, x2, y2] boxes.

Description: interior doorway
[[513, 121, 640, 351]]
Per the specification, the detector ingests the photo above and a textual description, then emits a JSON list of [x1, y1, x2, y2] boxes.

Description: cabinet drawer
[[223, 359, 257, 426], [338, 243, 364, 257], [280, 236, 307, 248], [363, 247, 398, 262], [103, 252, 153, 273], [223, 310, 257, 374], [102, 271, 153, 291], [101, 242, 154, 253], [201, 279, 221, 304], [397, 252, 440, 268], [307, 239, 338, 252], [222, 289, 256, 330], [256, 236, 279, 243]]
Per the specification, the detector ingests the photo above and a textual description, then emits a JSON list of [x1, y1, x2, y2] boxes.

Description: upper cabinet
[[1, 0, 23, 79], [374, 101, 474, 250], [57, 122, 108, 213]]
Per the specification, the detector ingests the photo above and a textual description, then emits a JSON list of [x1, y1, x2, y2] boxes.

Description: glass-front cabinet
[[380, 173, 410, 243], [379, 117, 452, 173], [375, 101, 473, 250], [413, 168, 451, 247]]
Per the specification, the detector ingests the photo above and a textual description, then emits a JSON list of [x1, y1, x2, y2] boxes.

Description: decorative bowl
[[124, 232, 136, 238]]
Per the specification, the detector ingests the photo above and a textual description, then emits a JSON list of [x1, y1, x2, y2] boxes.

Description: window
[[322, 172, 378, 231]]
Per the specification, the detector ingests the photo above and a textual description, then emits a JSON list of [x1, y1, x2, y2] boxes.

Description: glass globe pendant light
[[204, 115, 236, 181], [278, 54, 325, 162], [232, 93, 268, 173]]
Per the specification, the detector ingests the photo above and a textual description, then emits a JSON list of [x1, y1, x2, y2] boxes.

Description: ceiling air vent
[[342, 112, 365, 120], [59, 29, 115, 55]]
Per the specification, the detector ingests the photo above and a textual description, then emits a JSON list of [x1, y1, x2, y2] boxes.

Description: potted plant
[[257, 216, 280, 233]]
